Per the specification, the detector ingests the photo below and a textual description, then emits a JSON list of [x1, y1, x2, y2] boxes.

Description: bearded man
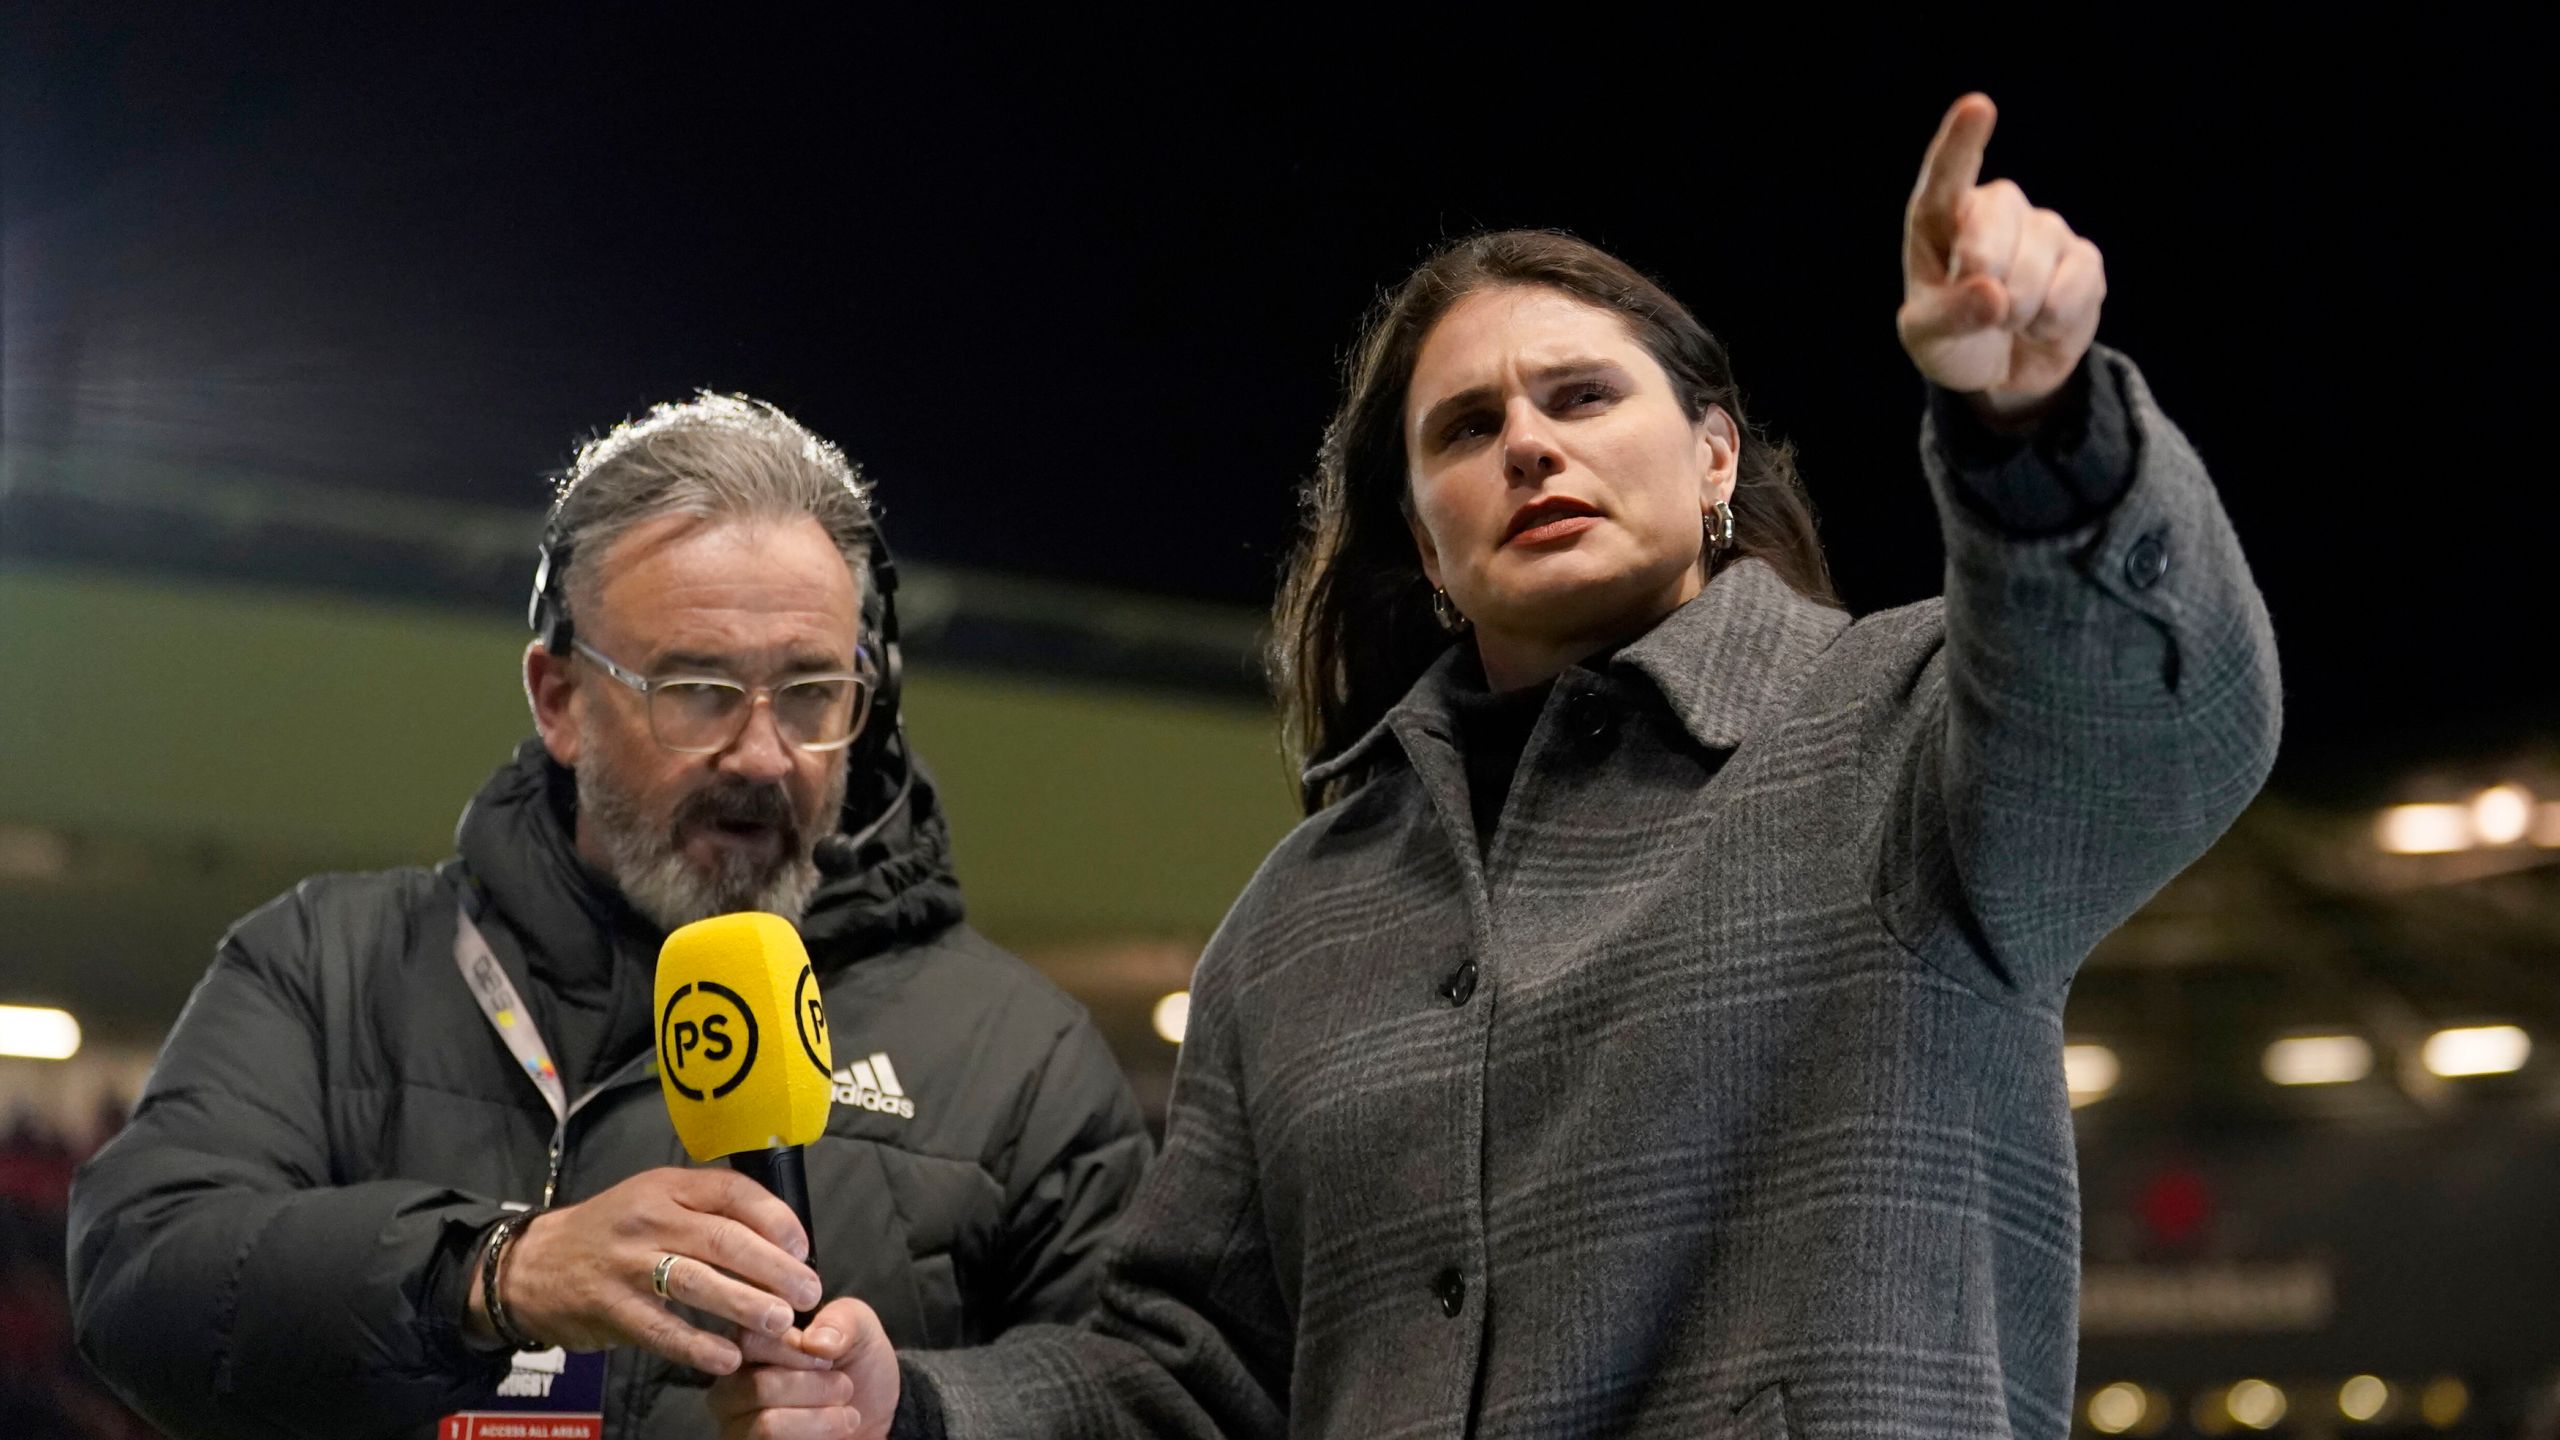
[[67, 395, 1151, 1440]]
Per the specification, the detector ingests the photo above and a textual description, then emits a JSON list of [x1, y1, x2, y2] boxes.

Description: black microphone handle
[[728, 1144, 818, 1327]]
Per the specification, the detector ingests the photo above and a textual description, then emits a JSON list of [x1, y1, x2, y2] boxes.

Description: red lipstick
[[1503, 496, 1602, 547]]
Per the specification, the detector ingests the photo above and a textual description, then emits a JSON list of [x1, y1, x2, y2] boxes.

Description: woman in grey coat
[[721, 93, 2281, 1440]]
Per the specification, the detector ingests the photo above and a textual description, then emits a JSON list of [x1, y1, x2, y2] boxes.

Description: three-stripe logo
[[832, 1052, 915, 1120]]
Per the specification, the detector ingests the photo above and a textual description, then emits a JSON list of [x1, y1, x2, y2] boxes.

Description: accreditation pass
[[439, 1347, 605, 1440]]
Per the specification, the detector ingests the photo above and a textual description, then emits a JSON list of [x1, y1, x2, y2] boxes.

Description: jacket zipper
[[540, 1052, 658, 1209], [541, 1131, 564, 1208]]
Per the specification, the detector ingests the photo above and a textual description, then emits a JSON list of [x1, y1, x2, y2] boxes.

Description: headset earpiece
[[529, 526, 575, 657], [860, 527, 904, 749], [818, 526, 912, 872]]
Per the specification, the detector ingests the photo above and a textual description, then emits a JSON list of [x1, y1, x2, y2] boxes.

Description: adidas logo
[[832, 1052, 915, 1120]]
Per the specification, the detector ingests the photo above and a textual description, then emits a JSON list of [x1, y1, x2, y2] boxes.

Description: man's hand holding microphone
[[465, 912, 896, 1437], [467, 1166, 821, 1375]]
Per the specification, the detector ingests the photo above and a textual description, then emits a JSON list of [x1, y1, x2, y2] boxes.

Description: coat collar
[[1302, 559, 1850, 794], [1612, 558, 1852, 752]]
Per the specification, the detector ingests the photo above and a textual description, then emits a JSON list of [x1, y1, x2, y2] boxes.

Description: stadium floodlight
[[2064, 1044, 2119, 1107], [2086, 1383, 2147, 1435], [2338, 1375, 2389, 1423], [2226, 1379, 2286, 1431], [2375, 803, 2468, 854], [2264, 1034, 2374, 1086], [2469, 785, 2533, 845], [0, 1005, 82, 1060], [1152, 991, 1191, 1045], [2421, 1025, 2530, 1078]]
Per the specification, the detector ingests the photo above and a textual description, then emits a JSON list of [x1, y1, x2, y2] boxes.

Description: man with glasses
[[68, 395, 1152, 1440]]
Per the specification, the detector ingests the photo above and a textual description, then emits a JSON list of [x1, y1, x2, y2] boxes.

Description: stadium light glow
[[2420, 1377, 2469, 1427], [2263, 1034, 2373, 1086], [0, 1004, 82, 1060], [2380, 787, 2551, 852], [2375, 803, 2469, 854], [2470, 785, 2533, 845], [2338, 1375, 2389, 1423], [1152, 991, 1191, 1045], [2064, 1044, 2119, 1106], [2086, 1382, 2148, 1435], [2226, 1379, 2286, 1430], [2422, 1025, 2530, 1078]]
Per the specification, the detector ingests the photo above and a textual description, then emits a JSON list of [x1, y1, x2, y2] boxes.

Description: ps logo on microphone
[[659, 980, 761, 1101], [791, 963, 832, 1077]]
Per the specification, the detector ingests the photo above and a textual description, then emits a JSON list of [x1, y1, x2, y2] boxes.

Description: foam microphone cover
[[654, 912, 835, 1162]]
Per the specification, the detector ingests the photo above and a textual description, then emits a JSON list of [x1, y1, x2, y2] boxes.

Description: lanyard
[[454, 904, 569, 1127]]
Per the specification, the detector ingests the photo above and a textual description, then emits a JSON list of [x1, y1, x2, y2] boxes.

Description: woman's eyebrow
[[1416, 358, 1627, 437]]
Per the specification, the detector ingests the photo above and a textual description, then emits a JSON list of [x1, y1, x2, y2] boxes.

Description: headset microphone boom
[[654, 912, 834, 1326]]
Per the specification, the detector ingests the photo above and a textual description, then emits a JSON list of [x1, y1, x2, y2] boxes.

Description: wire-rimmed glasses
[[573, 640, 875, 754]]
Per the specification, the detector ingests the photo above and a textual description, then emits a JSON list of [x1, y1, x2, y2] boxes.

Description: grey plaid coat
[[903, 351, 2281, 1439]]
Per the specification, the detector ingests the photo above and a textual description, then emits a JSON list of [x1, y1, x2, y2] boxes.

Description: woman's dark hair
[[1271, 229, 1840, 813]]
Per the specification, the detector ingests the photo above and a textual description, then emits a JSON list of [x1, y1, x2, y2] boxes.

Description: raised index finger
[[1909, 93, 1998, 244]]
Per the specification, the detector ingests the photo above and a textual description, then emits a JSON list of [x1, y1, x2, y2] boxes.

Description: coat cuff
[[1926, 351, 2138, 539], [890, 1354, 950, 1440], [1921, 345, 2202, 655], [429, 1208, 521, 1361]]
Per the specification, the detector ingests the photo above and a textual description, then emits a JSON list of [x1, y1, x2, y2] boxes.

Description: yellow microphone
[[655, 912, 834, 1320]]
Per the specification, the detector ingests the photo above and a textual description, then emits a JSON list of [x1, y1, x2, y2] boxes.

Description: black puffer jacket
[[68, 737, 1151, 1440]]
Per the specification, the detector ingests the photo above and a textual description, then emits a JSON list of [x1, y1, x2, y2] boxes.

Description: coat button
[[1564, 692, 1613, 745], [2124, 532, 2170, 590], [1432, 1267, 1466, 1317], [1440, 961, 1478, 1007]]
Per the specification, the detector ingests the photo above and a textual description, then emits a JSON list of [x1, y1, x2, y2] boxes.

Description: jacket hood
[[452, 733, 967, 981]]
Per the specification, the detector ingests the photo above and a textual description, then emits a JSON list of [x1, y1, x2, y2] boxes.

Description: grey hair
[[547, 392, 876, 641]]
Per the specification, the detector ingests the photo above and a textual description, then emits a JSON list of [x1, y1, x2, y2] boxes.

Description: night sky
[[6, 14, 2552, 796]]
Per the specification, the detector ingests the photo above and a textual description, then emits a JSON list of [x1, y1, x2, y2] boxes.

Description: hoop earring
[[1430, 586, 1469, 634], [1703, 500, 1736, 565]]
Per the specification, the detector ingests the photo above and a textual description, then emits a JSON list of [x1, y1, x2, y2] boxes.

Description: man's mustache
[[670, 782, 802, 850]]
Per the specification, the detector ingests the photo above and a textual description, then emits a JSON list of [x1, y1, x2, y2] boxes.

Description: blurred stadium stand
[[4, 463, 2556, 1435]]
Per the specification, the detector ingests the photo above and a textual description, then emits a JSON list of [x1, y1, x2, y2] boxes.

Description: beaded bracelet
[[480, 1209, 548, 1353]]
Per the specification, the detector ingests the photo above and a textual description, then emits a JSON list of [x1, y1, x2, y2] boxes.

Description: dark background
[[7, 14, 2552, 800], [5, 15, 2558, 1438]]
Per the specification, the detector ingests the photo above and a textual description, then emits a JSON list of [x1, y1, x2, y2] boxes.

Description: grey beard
[[575, 755, 842, 932]]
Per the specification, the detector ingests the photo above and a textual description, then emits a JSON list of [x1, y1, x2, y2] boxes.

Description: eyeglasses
[[573, 640, 875, 754]]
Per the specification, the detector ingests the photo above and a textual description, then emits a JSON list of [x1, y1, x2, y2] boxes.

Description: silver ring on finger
[[651, 1253, 680, 1301]]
